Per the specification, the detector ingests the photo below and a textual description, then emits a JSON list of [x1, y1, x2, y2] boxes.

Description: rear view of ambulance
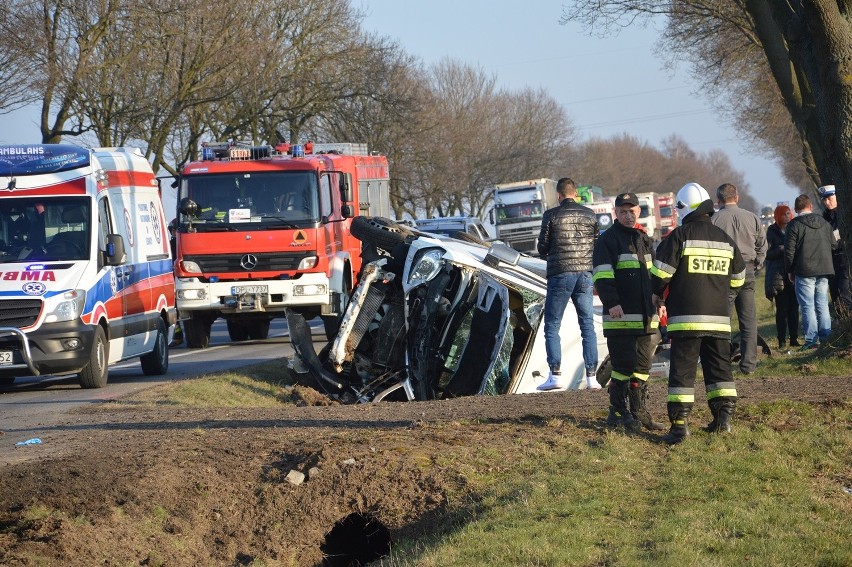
[[0, 145, 176, 388]]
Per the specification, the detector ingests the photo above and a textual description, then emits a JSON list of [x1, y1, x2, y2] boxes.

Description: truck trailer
[[489, 178, 557, 255]]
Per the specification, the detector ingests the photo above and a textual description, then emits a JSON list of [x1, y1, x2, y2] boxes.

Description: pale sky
[[359, 0, 796, 208], [0, 1, 796, 208]]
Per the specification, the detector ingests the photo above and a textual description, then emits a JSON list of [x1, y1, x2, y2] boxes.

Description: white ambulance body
[[0, 144, 176, 388]]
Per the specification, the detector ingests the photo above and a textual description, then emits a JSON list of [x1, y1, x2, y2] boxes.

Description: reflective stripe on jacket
[[593, 220, 658, 335], [651, 203, 746, 339]]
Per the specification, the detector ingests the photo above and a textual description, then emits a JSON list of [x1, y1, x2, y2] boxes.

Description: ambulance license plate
[[0, 351, 12, 365], [231, 285, 268, 295]]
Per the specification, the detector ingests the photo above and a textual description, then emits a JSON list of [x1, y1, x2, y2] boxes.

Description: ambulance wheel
[[351, 216, 406, 253], [227, 319, 250, 341], [247, 319, 271, 340], [140, 318, 169, 375], [184, 314, 212, 349], [79, 325, 109, 389]]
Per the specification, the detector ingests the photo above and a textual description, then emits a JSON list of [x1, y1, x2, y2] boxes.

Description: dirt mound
[[0, 375, 847, 566]]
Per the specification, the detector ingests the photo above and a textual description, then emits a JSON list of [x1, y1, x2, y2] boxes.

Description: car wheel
[[140, 318, 169, 375], [351, 216, 407, 253], [79, 325, 109, 389]]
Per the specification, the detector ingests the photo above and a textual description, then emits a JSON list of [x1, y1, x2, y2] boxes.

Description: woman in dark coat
[[764, 205, 799, 348]]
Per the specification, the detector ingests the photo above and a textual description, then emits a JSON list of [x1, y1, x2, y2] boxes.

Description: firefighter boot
[[704, 398, 736, 433], [662, 403, 691, 444], [628, 379, 665, 430], [606, 380, 640, 432]]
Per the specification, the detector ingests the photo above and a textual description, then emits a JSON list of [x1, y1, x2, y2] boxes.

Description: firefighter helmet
[[676, 182, 710, 225]]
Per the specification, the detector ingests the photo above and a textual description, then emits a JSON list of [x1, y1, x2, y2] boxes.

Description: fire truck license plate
[[0, 351, 12, 365], [231, 285, 268, 295]]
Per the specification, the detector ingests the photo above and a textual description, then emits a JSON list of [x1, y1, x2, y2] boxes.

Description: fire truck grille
[[0, 299, 42, 328], [184, 252, 312, 272]]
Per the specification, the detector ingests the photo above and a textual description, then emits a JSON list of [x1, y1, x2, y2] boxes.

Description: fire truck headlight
[[44, 289, 87, 323], [180, 260, 201, 273], [408, 249, 444, 285], [294, 284, 327, 296], [177, 288, 206, 301], [297, 256, 318, 270]]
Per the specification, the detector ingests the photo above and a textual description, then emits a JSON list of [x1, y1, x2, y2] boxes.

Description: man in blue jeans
[[784, 194, 838, 349], [536, 177, 601, 390]]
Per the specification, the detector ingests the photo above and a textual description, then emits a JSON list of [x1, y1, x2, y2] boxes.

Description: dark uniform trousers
[[668, 336, 737, 409], [608, 334, 656, 383]]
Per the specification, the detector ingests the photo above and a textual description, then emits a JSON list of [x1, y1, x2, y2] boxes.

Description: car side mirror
[[105, 234, 126, 265]]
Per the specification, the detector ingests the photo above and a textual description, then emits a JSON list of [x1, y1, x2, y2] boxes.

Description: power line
[[577, 109, 714, 130], [564, 86, 689, 105]]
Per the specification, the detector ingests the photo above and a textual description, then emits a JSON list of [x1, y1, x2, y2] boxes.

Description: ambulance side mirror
[[105, 234, 127, 266]]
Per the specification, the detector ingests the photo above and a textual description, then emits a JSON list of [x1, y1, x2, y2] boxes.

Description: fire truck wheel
[[450, 231, 488, 246], [140, 318, 169, 375], [351, 216, 406, 253], [184, 314, 212, 349], [247, 319, 271, 340], [227, 319, 250, 341], [79, 325, 109, 389]]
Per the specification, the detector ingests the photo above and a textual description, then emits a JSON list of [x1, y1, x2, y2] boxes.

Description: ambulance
[[0, 144, 176, 388]]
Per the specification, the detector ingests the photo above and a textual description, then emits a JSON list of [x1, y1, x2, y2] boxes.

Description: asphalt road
[[0, 318, 326, 454]]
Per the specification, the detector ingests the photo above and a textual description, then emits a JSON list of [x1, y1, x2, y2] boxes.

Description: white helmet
[[676, 182, 710, 225]]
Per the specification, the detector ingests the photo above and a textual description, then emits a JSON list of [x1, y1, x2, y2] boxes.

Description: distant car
[[413, 216, 492, 243], [286, 217, 609, 402]]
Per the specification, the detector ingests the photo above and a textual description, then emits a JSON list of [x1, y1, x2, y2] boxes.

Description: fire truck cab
[[174, 141, 390, 348]]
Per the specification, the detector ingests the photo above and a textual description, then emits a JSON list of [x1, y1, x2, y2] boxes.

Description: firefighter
[[593, 192, 665, 431], [650, 183, 746, 444], [168, 219, 184, 347]]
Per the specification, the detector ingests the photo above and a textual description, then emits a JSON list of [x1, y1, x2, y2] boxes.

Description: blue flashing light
[[292, 145, 304, 158], [202, 147, 214, 160], [278, 274, 291, 280], [209, 276, 219, 283]]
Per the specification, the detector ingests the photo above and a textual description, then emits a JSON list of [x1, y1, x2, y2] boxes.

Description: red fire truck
[[173, 141, 390, 348], [657, 192, 678, 239]]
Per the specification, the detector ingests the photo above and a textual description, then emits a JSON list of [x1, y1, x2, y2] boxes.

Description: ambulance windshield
[[181, 171, 320, 227], [0, 198, 90, 263]]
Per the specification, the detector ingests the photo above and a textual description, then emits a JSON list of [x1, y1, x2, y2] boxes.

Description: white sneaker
[[585, 374, 602, 390], [537, 372, 566, 391]]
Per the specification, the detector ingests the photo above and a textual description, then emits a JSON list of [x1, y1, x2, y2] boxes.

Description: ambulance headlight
[[408, 248, 444, 285], [44, 289, 87, 323], [298, 255, 318, 270], [180, 260, 201, 273], [294, 284, 327, 296]]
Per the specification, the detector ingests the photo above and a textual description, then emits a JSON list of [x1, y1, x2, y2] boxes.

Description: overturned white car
[[286, 217, 609, 402]]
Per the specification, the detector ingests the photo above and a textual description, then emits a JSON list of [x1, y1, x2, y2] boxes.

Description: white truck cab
[[0, 144, 176, 388]]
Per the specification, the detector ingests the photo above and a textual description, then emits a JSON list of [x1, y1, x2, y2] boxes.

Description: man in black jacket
[[785, 194, 839, 349], [818, 185, 851, 316], [593, 192, 664, 430], [536, 177, 601, 391]]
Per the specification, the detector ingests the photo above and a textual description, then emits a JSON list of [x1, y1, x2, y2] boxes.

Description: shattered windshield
[[0, 198, 90, 263], [181, 171, 320, 228]]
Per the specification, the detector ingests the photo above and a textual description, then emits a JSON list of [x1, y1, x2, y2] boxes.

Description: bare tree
[[560, 1, 852, 310]]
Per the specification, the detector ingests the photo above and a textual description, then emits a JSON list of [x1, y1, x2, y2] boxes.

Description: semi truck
[[656, 192, 677, 238], [489, 178, 557, 255], [173, 141, 390, 348], [589, 199, 615, 233], [636, 192, 661, 242]]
